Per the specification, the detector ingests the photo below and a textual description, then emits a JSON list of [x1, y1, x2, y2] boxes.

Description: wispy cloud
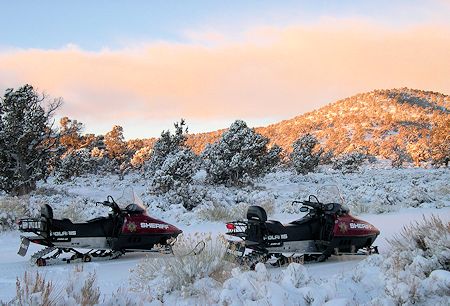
[[0, 19, 449, 137]]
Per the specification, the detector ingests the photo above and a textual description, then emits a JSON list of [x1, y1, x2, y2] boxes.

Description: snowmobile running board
[[225, 240, 379, 268], [19, 235, 174, 266]]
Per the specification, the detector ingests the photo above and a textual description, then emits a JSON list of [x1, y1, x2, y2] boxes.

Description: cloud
[[0, 19, 449, 136]]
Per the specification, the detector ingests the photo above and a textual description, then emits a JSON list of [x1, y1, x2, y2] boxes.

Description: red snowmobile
[[225, 188, 380, 267], [17, 191, 182, 266]]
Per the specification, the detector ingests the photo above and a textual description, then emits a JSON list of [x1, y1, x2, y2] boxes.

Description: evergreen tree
[[146, 120, 201, 210], [391, 145, 410, 168], [430, 117, 450, 167], [55, 148, 94, 182], [202, 120, 281, 185], [332, 151, 366, 174], [149, 148, 197, 194], [0, 85, 61, 195], [144, 119, 188, 176], [290, 133, 323, 174], [59, 116, 83, 152], [104, 125, 127, 163], [131, 146, 152, 169]]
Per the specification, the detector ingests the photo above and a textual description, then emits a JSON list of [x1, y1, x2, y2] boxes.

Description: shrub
[[0, 196, 28, 231], [130, 233, 230, 298], [383, 215, 450, 304]]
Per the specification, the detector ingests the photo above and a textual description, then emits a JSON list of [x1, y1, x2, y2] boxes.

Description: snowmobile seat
[[41, 204, 53, 220], [265, 220, 286, 234], [247, 206, 267, 222]]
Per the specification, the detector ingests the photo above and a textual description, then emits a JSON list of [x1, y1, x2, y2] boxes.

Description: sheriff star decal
[[338, 222, 348, 233], [127, 222, 137, 232]]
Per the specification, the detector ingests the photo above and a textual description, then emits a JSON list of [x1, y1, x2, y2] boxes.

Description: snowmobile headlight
[[226, 223, 236, 230]]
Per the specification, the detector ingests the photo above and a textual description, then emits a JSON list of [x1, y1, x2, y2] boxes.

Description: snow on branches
[[0, 85, 61, 195], [202, 120, 281, 185], [290, 133, 323, 175]]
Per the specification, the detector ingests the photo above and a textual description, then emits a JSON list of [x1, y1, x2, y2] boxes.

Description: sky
[[0, 1, 449, 139]]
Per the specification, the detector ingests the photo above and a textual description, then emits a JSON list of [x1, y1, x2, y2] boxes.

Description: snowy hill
[[185, 88, 449, 160]]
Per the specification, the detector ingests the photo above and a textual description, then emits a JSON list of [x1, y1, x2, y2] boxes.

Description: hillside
[[185, 88, 449, 161]]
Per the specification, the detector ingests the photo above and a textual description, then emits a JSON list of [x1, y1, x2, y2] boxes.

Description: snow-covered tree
[[407, 138, 430, 166], [149, 149, 197, 194], [290, 133, 323, 174], [144, 119, 188, 176], [146, 120, 201, 210], [55, 148, 95, 182], [391, 145, 410, 168], [0, 85, 61, 195], [332, 151, 366, 173], [202, 120, 281, 185]]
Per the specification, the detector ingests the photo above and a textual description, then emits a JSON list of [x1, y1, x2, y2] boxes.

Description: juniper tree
[[332, 151, 367, 174], [145, 120, 200, 209], [429, 117, 450, 167], [55, 148, 95, 182], [202, 120, 281, 185], [59, 116, 83, 152], [104, 125, 127, 162], [0, 85, 61, 195], [290, 133, 323, 174], [144, 119, 188, 176]]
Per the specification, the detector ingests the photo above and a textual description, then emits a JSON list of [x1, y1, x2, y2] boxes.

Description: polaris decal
[[349, 223, 372, 229], [52, 231, 77, 236], [140, 222, 169, 229], [263, 234, 288, 240]]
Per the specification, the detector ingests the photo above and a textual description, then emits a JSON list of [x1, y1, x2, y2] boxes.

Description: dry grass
[[384, 215, 450, 304], [13, 271, 62, 306], [57, 200, 87, 222], [65, 266, 100, 306], [387, 215, 449, 257], [130, 233, 231, 297]]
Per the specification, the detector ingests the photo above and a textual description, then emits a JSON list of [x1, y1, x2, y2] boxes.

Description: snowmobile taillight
[[226, 223, 235, 230], [16, 219, 22, 225]]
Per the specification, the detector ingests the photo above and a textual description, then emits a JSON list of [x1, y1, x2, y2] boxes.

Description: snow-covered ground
[[0, 166, 449, 304]]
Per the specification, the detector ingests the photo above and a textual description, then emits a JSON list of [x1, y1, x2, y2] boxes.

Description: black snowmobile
[[225, 189, 380, 267], [17, 190, 182, 266]]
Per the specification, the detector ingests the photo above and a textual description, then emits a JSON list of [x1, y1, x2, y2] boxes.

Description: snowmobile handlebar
[[95, 196, 121, 214], [292, 195, 336, 213]]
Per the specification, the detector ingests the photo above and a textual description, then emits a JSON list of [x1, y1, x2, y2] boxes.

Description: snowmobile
[[225, 189, 380, 267], [17, 191, 182, 266]]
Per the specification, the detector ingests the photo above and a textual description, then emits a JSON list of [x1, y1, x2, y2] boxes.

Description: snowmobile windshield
[[317, 185, 350, 213], [116, 188, 148, 214]]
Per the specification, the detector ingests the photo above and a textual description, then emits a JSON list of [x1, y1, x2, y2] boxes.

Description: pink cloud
[[0, 19, 449, 135]]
